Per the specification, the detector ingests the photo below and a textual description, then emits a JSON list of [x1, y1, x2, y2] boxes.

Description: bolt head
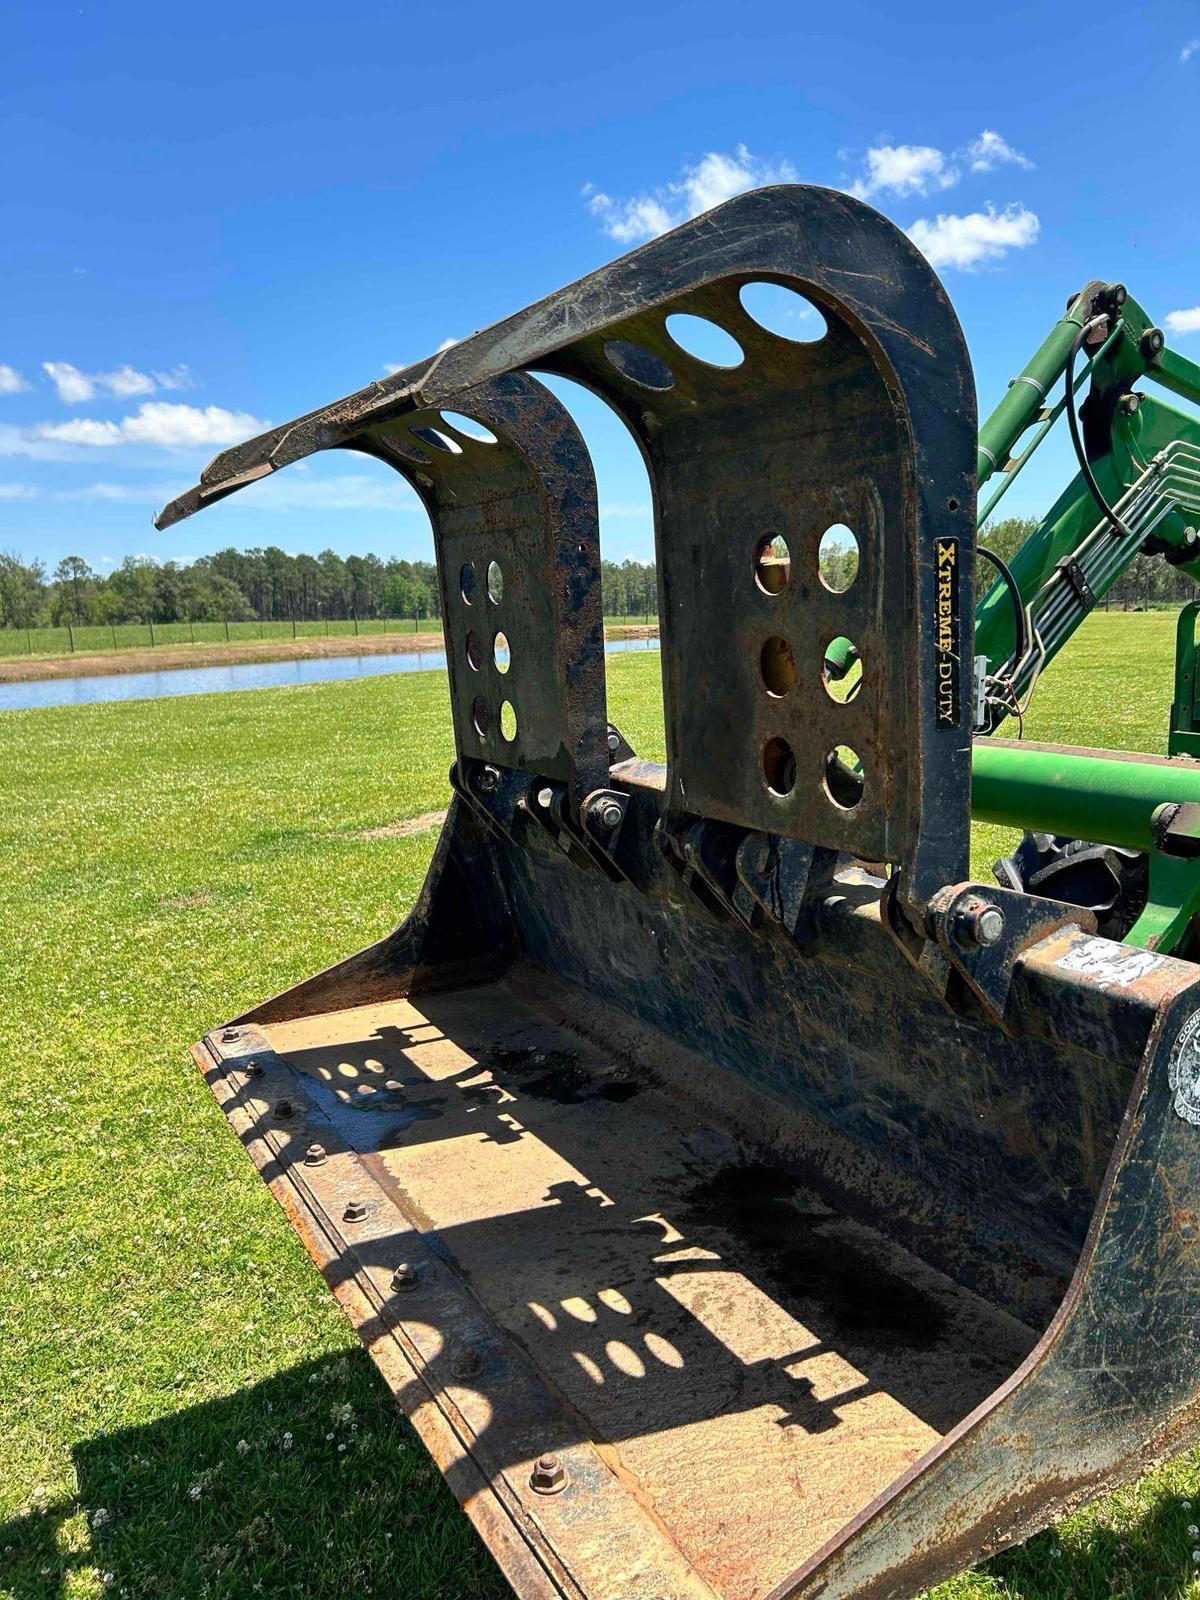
[[391, 1262, 419, 1292], [275, 1099, 295, 1119], [530, 1452, 568, 1494], [607, 731, 620, 752], [593, 799, 623, 830], [1119, 392, 1141, 415], [246, 1060, 264, 1078], [478, 766, 500, 793], [342, 1200, 369, 1223], [304, 1143, 327, 1166], [975, 906, 1006, 946], [450, 1346, 483, 1380], [221, 1027, 240, 1043]]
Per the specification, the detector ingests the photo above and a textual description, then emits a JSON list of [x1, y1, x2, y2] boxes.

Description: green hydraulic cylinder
[[976, 291, 1099, 489], [971, 740, 1200, 850]]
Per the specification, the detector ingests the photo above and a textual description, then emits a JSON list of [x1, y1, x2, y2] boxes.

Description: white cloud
[[848, 129, 1032, 198], [436, 336, 459, 352], [43, 362, 97, 403], [64, 472, 421, 512], [0, 364, 28, 395], [0, 482, 37, 500], [32, 401, 269, 450], [851, 143, 958, 200], [1165, 307, 1200, 335], [585, 144, 797, 243], [1183, 37, 1200, 61], [907, 203, 1040, 270], [42, 361, 194, 404], [965, 129, 1033, 173]]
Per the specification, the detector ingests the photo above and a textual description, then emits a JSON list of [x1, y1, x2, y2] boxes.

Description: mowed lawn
[[3, 611, 1200, 1600]]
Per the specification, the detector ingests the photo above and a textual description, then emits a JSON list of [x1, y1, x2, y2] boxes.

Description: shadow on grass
[[4, 1351, 1200, 1600], [1, 1350, 510, 1600]]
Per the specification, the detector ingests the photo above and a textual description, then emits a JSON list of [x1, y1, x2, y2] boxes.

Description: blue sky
[[3, 0, 1199, 575]]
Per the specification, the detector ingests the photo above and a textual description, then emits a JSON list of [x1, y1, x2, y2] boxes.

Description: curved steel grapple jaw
[[173, 186, 1200, 1600]]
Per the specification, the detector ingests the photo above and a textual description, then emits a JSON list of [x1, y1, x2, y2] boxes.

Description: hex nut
[[275, 1099, 295, 1119], [304, 1143, 327, 1166], [342, 1200, 369, 1223], [530, 1452, 568, 1494], [391, 1262, 420, 1292], [450, 1345, 483, 1380]]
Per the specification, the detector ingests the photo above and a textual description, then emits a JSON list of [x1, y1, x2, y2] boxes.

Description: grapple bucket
[[165, 187, 1200, 1600]]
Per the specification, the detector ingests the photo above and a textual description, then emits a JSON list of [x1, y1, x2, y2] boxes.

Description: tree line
[[6, 520, 1189, 635], [0, 546, 662, 630], [979, 517, 1200, 610]]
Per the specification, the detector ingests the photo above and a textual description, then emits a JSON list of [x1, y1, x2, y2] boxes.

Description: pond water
[[0, 635, 661, 713]]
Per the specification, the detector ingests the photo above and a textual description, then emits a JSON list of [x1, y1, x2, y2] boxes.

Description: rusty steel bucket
[[165, 186, 1200, 1600]]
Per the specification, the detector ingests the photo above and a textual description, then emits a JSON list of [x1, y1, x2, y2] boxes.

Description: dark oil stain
[[489, 1045, 642, 1105], [682, 1162, 948, 1350]]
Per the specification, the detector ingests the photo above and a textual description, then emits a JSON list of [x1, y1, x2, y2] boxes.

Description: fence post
[[68, 622, 75, 652], [353, 610, 359, 637], [111, 623, 117, 649], [224, 616, 229, 642], [291, 610, 297, 640], [149, 618, 155, 647], [26, 626, 32, 655]]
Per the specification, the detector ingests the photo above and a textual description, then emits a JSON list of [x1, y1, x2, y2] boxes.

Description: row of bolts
[[226, 1027, 569, 1496]]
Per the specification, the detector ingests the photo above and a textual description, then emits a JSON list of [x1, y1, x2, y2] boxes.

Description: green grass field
[[3, 611, 1200, 1600]]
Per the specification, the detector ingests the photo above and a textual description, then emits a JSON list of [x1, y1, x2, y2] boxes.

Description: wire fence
[[0, 610, 662, 661], [0, 616, 442, 660]]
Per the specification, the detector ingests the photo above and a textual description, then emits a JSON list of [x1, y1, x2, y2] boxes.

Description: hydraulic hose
[[1065, 315, 1135, 541], [976, 542, 1026, 674]]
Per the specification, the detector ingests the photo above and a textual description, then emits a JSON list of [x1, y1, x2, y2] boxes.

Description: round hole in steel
[[602, 339, 675, 391], [760, 636, 796, 697], [664, 313, 743, 368], [739, 281, 827, 342], [823, 637, 862, 702], [487, 559, 504, 605], [762, 736, 796, 797], [471, 696, 490, 737], [494, 631, 511, 673], [465, 630, 483, 671], [499, 699, 517, 741], [754, 534, 791, 595], [409, 422, 462, 454], [460, 561, 476, 605], [441, 410, 498, 445], [819, 524, 859, 592], [824, 745, 865, 810]]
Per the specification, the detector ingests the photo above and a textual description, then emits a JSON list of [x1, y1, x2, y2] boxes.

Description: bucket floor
[[257, 979, 1037, 1598]]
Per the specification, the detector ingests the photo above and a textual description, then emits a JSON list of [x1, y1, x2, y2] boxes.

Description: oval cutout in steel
[[739, 281, 827, 343], [602, 339, 675, 391], [441, 410, 498, 445], [762, 735, 796, 797], [819, 523, 859, 593], [825, 745, 865, 810], [664, 313, 743, 368], [754, 534, 791, 596]]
